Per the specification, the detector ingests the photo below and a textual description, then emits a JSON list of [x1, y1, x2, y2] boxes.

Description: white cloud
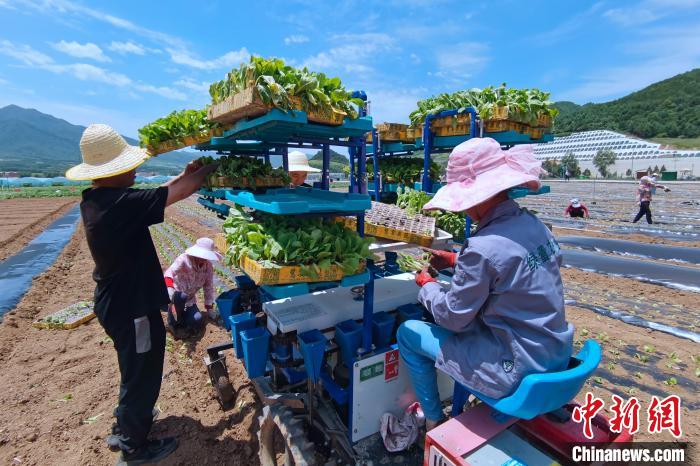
[[134, 84, 186, 100], [284, 34, 309, 45], [0, 77, 8, 85], [0, 39, 53, 65], [366, 88, 428, 125], [531, 2, 605, 44], [433, 42, 489, 84], [0, 39, 186, 101], [51, 40, 110, 62], [166, 47, 250, 70], [603, 0, 700, 26], [557, 24, 700, 102], [107, 40, 153, 56], [302, 33, 396, 74], [174, 78, 210, 94]]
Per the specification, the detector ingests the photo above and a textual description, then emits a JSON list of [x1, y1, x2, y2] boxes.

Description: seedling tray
[[260, 270, 371, 300], [206, 175, 287, 189], [33, 301, 95, 329], [337, 202, 436, 247], [239, 254, 367, 285], [223, 187, 370, 215]]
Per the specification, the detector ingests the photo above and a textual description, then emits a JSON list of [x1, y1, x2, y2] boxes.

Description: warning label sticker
[[385, 349, 399, 381]]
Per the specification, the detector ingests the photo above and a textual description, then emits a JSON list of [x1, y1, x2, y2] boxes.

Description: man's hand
[[416, 267, 437, 287], [183, 159, 202, 176], [422, 248, 457, 270], [664, 188, 671, 192]]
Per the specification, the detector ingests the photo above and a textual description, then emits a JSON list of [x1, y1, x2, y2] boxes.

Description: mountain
[[308, 149, 349, 172], [553, 68, 700, 138], [0, 105, 197, 176]]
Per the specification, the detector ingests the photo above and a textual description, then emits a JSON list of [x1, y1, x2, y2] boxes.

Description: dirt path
[[0, 197, 79, 262]]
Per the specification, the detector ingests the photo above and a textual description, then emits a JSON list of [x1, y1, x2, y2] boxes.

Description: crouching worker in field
[[67, 124, 216, 464], [397, 138, 574, 431], [164, 237, 221, 339]]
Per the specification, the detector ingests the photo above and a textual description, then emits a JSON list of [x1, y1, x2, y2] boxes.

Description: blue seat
[[452, 340, 601, 420]]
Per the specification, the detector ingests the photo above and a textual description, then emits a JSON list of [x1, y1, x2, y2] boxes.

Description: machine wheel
[[258, 404, 317, 466]]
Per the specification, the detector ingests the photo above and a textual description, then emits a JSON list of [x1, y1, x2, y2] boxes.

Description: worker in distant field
[[650, 172, 660, 194], [397, 138, 573, 431], [633, 175, 670, 224], [67, 124, 216, 464], [564, 198, 590, 218], [288, 150, 320, 187], [164, 237, 220, 339]]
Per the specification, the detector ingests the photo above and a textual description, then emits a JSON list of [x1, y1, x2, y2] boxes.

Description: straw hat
[[186, 237, 222, 262], [423, 138, 543, 213], [65, 124, 150, 181], [288, 151, 320, 173]]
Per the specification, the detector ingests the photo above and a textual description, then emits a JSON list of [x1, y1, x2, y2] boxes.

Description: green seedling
[[593, 376, 604, 385], [669, 352, 682, 364], [580, 328, 589, 337], [635, 353, 650, 363], [83, 413, 104, 424], [597, 332, 609, 343], [643, 345, 655, 354], [664, 377, 678, 386], [606, 362, 615, 371], [634, 371, 643, 379]]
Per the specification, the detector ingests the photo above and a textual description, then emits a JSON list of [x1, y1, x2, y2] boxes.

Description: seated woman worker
[[288, 150, 320, 187], [163, 237, 221, 338], [397, 138, 574, 431]]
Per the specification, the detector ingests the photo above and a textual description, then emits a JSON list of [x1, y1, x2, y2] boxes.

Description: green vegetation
[[222, 207, 372, 278], [396, 187, 469, 241], [368, 158, 441, 185], [308, 149, 349, 172], [554, 68, 700, 138], [138, 109, 220, 148], [593, 149, 617, 178], [397, 252, 431, 272], [649, 136, 700, 150], [209, 56, 363, 119], [198, 155, 289, 187], [410, 84, 558, 126]]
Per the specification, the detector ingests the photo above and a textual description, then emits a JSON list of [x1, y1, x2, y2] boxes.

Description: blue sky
[[0, 0, 699, 138]]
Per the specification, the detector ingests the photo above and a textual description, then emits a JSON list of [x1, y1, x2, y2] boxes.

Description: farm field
[[0, 185, 698, 464], [0, 197, 79, 261]]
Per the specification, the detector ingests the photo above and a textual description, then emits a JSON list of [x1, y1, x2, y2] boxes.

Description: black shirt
[[80, 187, 169, 325]]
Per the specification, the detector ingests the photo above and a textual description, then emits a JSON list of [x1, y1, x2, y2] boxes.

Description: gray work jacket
[[419, 200, 574, 399]]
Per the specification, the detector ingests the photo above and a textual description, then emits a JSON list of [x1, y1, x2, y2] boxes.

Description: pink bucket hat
[[423, 138, 543, 212]]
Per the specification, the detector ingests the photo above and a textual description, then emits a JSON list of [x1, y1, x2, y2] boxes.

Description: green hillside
[[0, 105, 197, 176], [308, 149, 349, 172], [554, 68, 700, 138]]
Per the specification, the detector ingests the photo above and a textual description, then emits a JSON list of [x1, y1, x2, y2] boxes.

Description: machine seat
[[452, 340, 601, 420]]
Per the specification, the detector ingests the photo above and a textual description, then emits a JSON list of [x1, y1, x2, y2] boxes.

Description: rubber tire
[[258, 404, 317, 466]]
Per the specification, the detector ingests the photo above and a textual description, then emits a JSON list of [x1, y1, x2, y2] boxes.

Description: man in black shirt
[[67, 124, 216, 465]]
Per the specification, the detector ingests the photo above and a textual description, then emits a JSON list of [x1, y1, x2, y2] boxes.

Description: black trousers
[[99, 311, 166, 451], [569, 210, 584, 218], [633, 201, 653, 224]]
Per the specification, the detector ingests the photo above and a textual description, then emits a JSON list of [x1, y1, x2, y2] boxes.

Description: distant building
[[0, 171, 20, 178], [534, 130, 700, 178]]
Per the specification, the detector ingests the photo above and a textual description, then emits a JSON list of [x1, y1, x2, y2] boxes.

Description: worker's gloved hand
[[423, 248, 457, 270], [415, 268, 437, 287], [664, 188, 671, 192]]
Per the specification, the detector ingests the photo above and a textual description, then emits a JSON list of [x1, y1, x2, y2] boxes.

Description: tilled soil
[[0, 197, 698, 465], [0, 222, 258, 466], [0, 197, 79, 261]]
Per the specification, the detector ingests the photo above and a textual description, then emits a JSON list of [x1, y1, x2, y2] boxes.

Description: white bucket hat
[[570, 198, 581, 208], [65, 124, 150, 181], [186, 237, 222, 262], [288, 150, 320, 173]]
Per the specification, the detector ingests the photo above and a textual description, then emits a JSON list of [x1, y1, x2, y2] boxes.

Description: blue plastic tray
[[204, 109, 372, 144], [223, 187, 370, 214], [508, 185, 551, 199], [198, 188, 228, 199], [260, 269, 370, 300], [197, 197, 230, 216]]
